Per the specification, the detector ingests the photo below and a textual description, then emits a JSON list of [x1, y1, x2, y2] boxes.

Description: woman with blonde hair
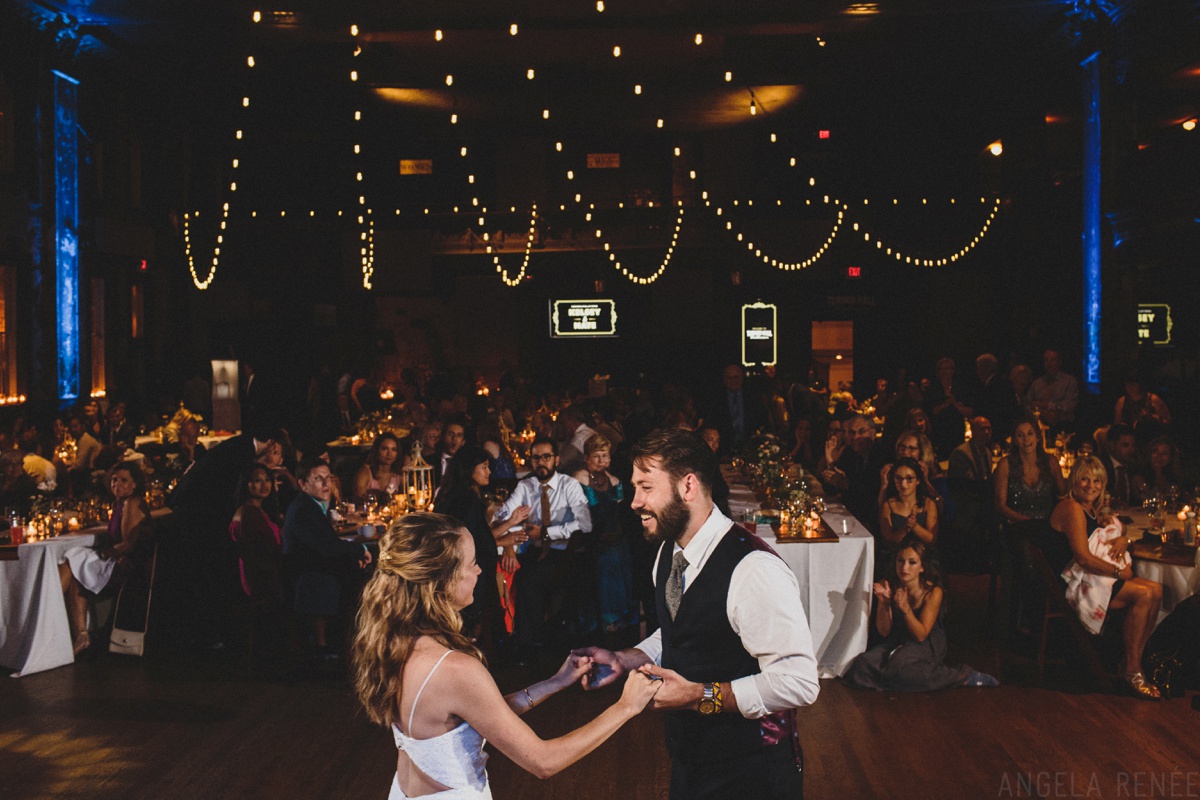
[[1047, 456, 1163, 699], [353, 512, 660, 798]]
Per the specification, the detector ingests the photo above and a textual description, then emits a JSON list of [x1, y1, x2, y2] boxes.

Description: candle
[[68, 517, 81, 531]]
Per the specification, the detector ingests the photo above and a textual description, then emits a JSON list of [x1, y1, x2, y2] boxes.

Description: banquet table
[[724, 471, 874, 678], [1122, 508, 1198, 615], [1, 531, 96, 677], [134, 431, 237, 450]]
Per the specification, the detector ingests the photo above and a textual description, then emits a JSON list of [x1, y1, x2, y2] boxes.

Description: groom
[[575, 428, 819, 799]]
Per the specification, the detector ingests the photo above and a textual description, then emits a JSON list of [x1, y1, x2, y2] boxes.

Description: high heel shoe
[[72, 631, 90, 657], [1124, 672, 1161, 700]]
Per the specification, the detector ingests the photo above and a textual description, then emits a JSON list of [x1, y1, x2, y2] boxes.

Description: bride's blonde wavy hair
[[352, 512, 482, 727]]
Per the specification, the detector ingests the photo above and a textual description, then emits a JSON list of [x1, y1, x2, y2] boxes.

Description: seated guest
[[1132, 436, 1185, 503], [926, 357, 973, 460], [573, 434, 636, 632], [993, 415, 1066, 530], [494, 436, 591, 661], [1113, 375, 1171, 442], [58, 462, 153, 656], [282, 457, 372, 655], [1099, 424, 1137, 508], [416, 419, 442, 464], [879, 457, 939, 551], [433, 445, 529, 649], [1027, 348, 1079, 433], [1047, 456, 1163, 699], [843, 535, 996, 691], [352, 432, 403, 500], [478, 417, 518, 481], [883, 430, 946, 516], [170, 418, 207, 468], [433, 417, 467, 488], [64, 415, 103, 494], [904, 407, 931, 439], [829, 414, 887, 531], [229, 464, 284, 605], [103, 402, 136, 450], [21, 437, 58, 492], [258, 437, 299, 514], [787, 417, 819, 472], [0, 451, 39, 516]]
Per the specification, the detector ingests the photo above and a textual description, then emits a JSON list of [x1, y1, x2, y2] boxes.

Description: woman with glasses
[[879, 457, 939, 549]]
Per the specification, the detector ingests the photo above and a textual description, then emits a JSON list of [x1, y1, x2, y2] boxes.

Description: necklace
[[588, 471, 609, 489]]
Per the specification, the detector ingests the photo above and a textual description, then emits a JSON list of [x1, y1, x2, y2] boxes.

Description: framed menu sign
[[550, 299, 618, 338], [1136, 304, 1172, 346], [742, 302, 778, 366]]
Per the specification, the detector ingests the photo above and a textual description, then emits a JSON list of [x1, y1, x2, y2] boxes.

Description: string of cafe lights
[[350, 23, 376, 289], [847, 197, 1001, 266], [487, 204, 539, 286], [590, 202, 685, 286], [183, 25, 258, 290], [703, 190, 846, 271]]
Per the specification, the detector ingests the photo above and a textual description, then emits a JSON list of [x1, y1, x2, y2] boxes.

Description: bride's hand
[[617, 670, 661, 714], [550, 653, 593, 690]]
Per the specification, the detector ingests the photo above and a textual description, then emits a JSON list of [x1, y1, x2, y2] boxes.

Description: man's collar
[[676, 504, 731, 562]]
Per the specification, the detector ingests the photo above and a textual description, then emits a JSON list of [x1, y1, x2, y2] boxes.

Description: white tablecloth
[[1122, 508, 1198, 615], [0, 532, 96, 677], [726, 482, 874, 678]]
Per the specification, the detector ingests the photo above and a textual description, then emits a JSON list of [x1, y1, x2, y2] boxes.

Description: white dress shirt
[[496, 471, 592, 552], [636, 507, 820, 718]]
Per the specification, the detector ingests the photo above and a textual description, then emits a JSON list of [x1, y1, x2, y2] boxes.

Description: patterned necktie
[[665, 550, 689, 619], [540, 482, 552, 531]]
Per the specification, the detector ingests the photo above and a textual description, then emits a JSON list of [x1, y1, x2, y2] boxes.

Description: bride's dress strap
[[407, 649, 455, 735]]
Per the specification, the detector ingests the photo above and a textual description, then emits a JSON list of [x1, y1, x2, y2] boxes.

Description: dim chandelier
[[184, 15, 1002, 290]]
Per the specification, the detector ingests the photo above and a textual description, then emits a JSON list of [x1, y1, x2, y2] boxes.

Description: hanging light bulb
[[613, 45, 621, 57], [634, 84, 642, 95], [656, 118, 664, 128], [724, 71, 733, 82], [555, 141, 563, 151], [749, 99, 757, 115], [435, 29, 444, 41], [694, 33, 703, 45], [247, 56, 256, 68], [460, 146, 468, 157], [445, 74, 454, 86], [252, 11, 262, 23], [510, 23, 519, 36], [596, 0, 605, 11], [450, 113, 458, 124], [542, 108, 550, 119], [527, 68, 535, 80], [350, 24, 359, 37]]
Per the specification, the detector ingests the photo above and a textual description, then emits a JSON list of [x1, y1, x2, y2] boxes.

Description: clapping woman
[[879, 457, 939, 549], [844, 535, 996, 691], [353, 512, 660, 798]]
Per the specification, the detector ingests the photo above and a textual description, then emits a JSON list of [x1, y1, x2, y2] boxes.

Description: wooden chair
[[1026, 541, 1114, 692]]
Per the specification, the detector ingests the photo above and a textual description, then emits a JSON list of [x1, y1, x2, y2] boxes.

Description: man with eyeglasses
[[283, 457, 372, 659], [495, 435, 591, 662]]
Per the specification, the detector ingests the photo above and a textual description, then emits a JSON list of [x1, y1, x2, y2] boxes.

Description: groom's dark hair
[[630, 429, 716, 496]]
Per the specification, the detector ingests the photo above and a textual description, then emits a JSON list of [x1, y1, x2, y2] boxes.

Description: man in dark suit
[[972, 354, 1016, 439], [707, 364, 766, 457], [432, 417, 467, 488], [167, 423, 281, 648], [1101, 424, 1137, 508], [283, 457, 371, 655]]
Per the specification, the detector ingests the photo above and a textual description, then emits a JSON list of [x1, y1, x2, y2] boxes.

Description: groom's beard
[[640, 488, 691, 543]]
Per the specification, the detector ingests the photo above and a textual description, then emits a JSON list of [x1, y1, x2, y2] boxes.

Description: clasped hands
[[570, 647, 705, 711]]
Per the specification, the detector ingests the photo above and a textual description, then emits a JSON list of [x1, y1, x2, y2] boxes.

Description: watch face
[[699, 699, 716, 714]]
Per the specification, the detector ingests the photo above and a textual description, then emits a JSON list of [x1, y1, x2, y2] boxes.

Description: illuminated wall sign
[[550, 299, 618, 338], [1136, 304, 1172, 345], [399, 159, 433, 175], [741, 302, 777, 367], [587, 153, 620, 169], [847, 266, 862, 278]]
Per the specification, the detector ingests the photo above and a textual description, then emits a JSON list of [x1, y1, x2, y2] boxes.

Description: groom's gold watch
[[698, 682, 723, 715]]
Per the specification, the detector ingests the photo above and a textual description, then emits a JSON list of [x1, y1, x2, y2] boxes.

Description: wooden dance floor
[[2, 576, 1198, 800]]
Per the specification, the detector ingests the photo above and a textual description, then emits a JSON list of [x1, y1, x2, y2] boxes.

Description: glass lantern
[[403, 440, 434, 510]]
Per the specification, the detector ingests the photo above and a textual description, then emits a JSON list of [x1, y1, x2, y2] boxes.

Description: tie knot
[[672, 551, 688, 570]]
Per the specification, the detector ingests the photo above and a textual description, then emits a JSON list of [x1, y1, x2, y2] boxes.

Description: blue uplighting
[[1081, 52, 1102, 394], [54, 70, 80, 403]]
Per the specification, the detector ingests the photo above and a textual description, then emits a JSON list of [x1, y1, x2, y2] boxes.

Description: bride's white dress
[[388, 650, 492, 799]]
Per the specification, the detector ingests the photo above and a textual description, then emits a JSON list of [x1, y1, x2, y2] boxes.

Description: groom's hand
[[571, 646, 624, 690], [639, 665, 703, 711]]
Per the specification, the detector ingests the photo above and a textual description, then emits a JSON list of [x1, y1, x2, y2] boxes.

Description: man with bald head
[[707, 364, 766, 457]]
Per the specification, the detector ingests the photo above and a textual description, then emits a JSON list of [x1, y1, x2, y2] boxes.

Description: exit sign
[[818, 130, 831, 139], [847, 266, 861, 278]]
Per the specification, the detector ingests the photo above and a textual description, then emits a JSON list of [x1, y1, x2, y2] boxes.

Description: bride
[[353, 512, 660, 798]]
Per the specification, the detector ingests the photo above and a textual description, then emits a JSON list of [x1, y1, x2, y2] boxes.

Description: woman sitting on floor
[[58, 461, 153, 656], [1046, 456, 1163, 699], [844, 534, 997, 691]]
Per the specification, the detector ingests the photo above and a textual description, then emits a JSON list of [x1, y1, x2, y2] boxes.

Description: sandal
[[72, 631, 91, 657], [1124, 672, 1161, 701]]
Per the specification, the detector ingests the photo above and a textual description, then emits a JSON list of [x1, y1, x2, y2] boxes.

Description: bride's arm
[[502, 653, 590, 716], [447, 654, 660, 779]]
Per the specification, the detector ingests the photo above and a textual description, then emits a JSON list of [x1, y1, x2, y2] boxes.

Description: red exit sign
[[847, 266, 862, 278], [818, 129, 831, 139]]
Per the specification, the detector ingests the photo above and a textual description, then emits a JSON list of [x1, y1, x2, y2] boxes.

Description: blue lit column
[[1081, 52, 1102, 394], [53, 70, 80, 402]]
